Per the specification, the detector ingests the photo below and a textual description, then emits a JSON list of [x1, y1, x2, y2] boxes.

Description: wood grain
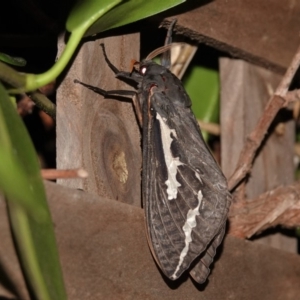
[[162, 0, 300, 73], [220, 58, 296, 252], [56, 34, 142, 206], [2, 182, 300, 299]]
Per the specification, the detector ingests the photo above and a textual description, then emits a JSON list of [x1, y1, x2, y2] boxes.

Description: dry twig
[[41, 168, 88, 180], [228, 45, 300, 191], [198, 120, 220, 136], [229, 181, 300, 238]]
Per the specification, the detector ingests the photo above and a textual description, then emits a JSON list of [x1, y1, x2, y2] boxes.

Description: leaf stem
[[8, 202, 52, 300], [25, 27, 86, 92]]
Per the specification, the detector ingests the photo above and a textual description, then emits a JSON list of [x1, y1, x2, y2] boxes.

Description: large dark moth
[[75, 21, 231, 284]]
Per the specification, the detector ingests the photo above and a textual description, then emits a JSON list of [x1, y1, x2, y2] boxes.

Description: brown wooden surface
[[1, 182, 300, 300], [162, 0, 300, 73], [56, 34, 142, 206], [220, 58, 296, 252]]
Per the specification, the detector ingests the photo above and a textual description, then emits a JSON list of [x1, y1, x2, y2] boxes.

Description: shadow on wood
[[1, 182, 300, 299]]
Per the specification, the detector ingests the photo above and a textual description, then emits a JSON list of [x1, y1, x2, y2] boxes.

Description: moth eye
[[141, 67, 147, 74]]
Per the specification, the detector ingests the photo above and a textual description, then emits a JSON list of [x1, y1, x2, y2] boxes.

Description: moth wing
[[143, 91, 231, 282], [190, 224, 226, 283]]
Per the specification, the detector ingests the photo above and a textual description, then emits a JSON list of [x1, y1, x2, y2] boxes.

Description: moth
[[75, 21, 231, 284]]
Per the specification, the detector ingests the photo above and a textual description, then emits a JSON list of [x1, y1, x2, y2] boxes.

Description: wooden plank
[[162, 0, 300, 73], [2, 182, 300, 299], [220, 58, 296, 252], [56, 34, 142, 206]]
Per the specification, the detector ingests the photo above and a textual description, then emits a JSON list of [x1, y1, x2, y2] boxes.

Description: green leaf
[[66, 0, 122, 32], [183, 65, 219, 139], [25, 0, 121, 91], [0, 82, 67, 300], [84, 0, 186, 36], [24, 0, 185, 91], [0, 87, 46, 218], [0, 52, 26, 66]]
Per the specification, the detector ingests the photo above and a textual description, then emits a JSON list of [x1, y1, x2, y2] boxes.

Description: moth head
[[131, 60, 150, 75], [140, 66, 147, 75], [131, 60, 162, 77], [143, 62, 172, 79]]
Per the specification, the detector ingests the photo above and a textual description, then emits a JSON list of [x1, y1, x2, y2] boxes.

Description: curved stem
[[25, 27, 86, 92], [24, 0, 121, 92]]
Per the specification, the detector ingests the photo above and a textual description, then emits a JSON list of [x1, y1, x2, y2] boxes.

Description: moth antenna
[[145, 43, 186, 62], [161, 19, 177, 68], [99, 43, 120, 74]]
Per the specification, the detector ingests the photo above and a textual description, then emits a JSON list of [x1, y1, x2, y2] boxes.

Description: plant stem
[[25, 27, 86, 92], [30, 91, 56, 120]]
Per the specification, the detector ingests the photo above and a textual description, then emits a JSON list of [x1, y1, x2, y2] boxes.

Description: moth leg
[[74, 79, 135, 96], [132, 94, 143, 127], [74, 79, 143, 127]]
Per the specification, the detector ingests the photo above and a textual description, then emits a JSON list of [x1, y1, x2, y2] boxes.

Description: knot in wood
[[112, 151, 128, 184]]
